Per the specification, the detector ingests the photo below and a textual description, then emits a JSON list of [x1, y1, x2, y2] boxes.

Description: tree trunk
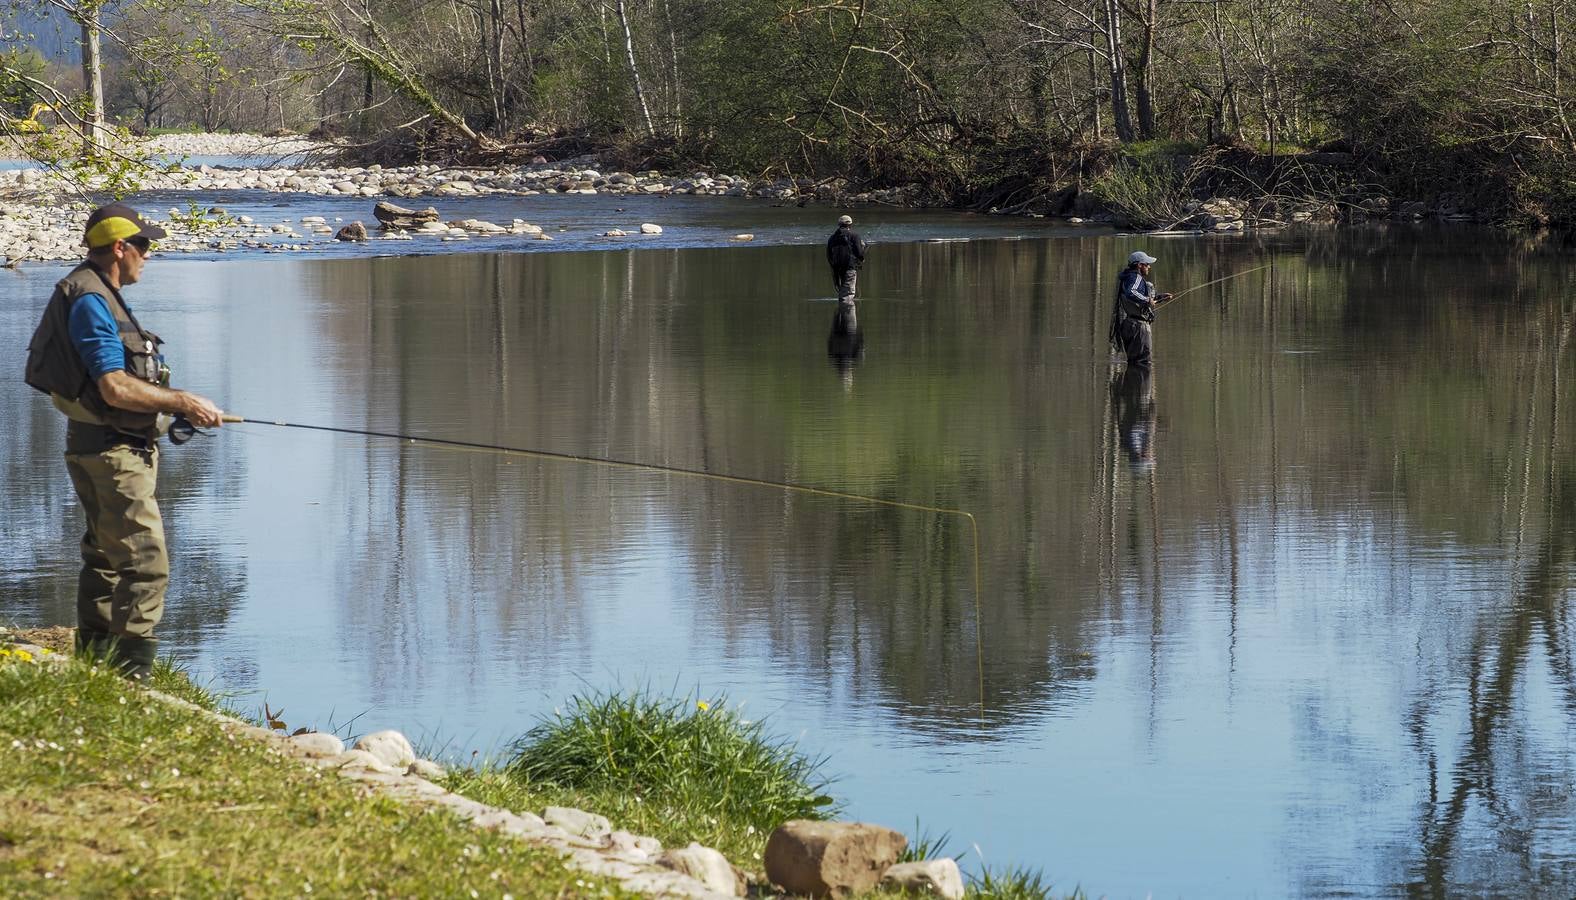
[[662, 0, 681, 138], [488, 0, 507, 133], [1133, 0, 1158, 139], [1088, 35, 1102, 141], [1104, 0, 1136, 142], [616, 0, 656, 136], [79, 5, 108, 154]]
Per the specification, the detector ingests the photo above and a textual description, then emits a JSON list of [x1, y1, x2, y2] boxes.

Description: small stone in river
[[640, 223, 662, 234], [335, 222, 368, 241], [732, 234, 754, 241], [604, 229, 628, 237]]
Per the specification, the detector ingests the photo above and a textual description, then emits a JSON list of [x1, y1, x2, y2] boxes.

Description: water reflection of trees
[[1398, 307, 1575, 897], [293, 235, 1573, 748]]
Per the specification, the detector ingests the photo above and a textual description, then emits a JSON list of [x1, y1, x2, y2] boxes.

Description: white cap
[[838, 215, 853, 226], [1128, 251, 1157, 265]]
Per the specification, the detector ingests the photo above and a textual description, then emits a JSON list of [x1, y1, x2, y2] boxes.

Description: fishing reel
[[166, 412, 245, 444], [167, 414, 203, 445]]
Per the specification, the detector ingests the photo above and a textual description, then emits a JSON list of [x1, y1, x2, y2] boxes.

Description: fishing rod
[[173, 413, 987, 711], [1156, 263, 1273, 308]]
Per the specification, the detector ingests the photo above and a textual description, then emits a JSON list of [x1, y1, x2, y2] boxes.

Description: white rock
[[881, 859, 965, 900], [731, 233, 754, 241], [542, 806, 611, 841], [330, 749, 403, 774], [288, 731, 345, 758], [407, 759, 445, 779], [352, 730, 415, 769], [640, 223, 662, 234], [658, 842, 742, 896]]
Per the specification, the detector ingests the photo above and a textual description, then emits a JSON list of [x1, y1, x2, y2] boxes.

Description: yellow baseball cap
[[83, 203, 168, 249]]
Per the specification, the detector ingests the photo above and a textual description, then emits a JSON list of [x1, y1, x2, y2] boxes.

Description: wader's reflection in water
[[1112, 366, 1156, 474], [827, 300, 864, 391]]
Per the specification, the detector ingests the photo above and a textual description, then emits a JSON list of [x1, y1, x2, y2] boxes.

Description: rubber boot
[[115, 637, 158, 681], [75, 628, 157, 680], [75, 626, 115, 660]]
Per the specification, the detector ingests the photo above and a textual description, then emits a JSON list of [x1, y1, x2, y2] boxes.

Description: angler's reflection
[[1112, 366, 1156, 474], [827, 300, 864, 390]]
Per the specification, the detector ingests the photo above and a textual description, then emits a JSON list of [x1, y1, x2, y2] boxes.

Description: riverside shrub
[[504, 690, 836, 836]]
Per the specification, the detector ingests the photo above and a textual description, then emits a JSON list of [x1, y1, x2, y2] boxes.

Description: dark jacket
[[1112, 267, 1157, 323], [827, 226, 867, 271]]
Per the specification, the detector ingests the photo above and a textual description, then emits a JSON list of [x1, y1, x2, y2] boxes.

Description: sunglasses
[[125, 237, 153, 255]]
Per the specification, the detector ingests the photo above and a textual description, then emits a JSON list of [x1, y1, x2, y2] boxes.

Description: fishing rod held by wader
[[1153, 263, 1273, 310], [174, 411, 989, 716], [168, 413, 244, 445]]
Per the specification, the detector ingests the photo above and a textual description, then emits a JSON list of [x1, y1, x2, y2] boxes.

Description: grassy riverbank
[[0, 652, 626, 897], [0, 635, 1077, 899]]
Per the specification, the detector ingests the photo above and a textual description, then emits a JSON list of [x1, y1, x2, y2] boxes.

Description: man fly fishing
[[1108, 250, 1173, 370], [24, 203, 226, 679]]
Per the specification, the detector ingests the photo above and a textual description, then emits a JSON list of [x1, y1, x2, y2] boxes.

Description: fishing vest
[[24, 263, 164, 439]]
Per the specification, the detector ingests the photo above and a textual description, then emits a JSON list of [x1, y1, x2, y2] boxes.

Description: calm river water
[[3, 217, 1573, 898]]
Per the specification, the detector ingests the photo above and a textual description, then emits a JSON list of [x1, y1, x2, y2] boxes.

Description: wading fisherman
[[1108, 250, 1173, 370], [24, 203, 225, 679], [827, 214, 867, 304]]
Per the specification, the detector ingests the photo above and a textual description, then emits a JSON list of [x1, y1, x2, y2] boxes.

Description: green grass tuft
[[447, 689, 838, 868], [898, 819, 956, 863], [968, 864, 1084, 900]]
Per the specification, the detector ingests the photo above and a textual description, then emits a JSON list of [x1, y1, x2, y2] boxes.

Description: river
[[3, 206, 1573, 898]]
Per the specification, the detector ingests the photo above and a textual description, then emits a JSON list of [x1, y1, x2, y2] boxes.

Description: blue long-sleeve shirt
[[66, 293, 128, 380]]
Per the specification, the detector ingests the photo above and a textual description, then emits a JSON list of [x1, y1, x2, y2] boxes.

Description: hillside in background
[[5, 6, 78, 62]]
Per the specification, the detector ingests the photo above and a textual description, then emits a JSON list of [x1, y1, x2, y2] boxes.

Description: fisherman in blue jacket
[[1108, 251, 1173, 369]]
